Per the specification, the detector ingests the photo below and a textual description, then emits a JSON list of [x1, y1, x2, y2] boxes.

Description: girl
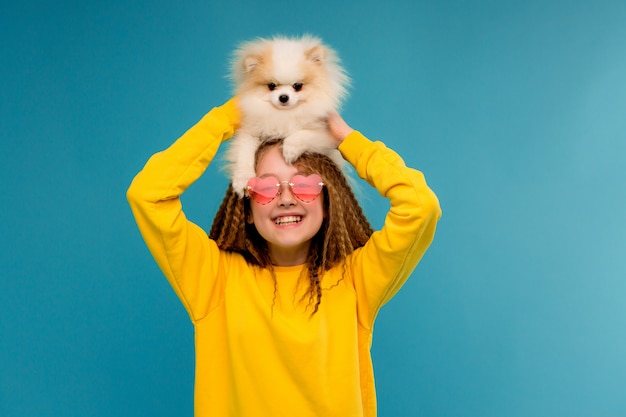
[[127, 98, 441, 417]]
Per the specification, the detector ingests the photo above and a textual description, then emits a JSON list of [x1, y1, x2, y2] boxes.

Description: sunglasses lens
[[246, 176, 279, 204], [290, 174, 323, 202]]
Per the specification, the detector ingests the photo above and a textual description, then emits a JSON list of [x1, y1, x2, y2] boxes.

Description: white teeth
[[275, 215, 301, 225]]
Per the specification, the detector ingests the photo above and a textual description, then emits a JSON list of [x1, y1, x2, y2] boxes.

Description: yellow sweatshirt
[[127, 99, 441, 417]]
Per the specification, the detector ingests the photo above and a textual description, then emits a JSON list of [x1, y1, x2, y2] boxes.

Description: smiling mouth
[[275, 215, 302, 225]]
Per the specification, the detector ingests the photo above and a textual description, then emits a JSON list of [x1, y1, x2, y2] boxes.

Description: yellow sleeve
[[339, 131, 442, 328], [126, 99, 240, 322]]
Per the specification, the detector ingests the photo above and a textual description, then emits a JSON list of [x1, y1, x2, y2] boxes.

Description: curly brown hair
[[209, 139, 373, 314]]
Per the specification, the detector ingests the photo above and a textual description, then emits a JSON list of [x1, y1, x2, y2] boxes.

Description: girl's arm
[[126, 99, 239, 321], [333, 116, 442, 328]]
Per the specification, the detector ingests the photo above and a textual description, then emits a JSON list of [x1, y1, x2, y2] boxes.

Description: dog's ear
[[306, 45, 325, 64], [243, 54, 262, 73]]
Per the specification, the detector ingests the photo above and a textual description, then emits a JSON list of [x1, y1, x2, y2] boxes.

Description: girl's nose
[[276, 181, 296, 206]]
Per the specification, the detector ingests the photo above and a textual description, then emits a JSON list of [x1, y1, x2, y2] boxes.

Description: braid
[[210, 186, 242, 250], [295, 151, 374, 314]]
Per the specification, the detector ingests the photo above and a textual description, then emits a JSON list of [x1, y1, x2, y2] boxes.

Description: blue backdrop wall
[[2, 1, 625, 416]]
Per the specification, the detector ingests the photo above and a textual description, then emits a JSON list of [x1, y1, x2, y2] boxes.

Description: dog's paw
[[281, 142, 304, 164]]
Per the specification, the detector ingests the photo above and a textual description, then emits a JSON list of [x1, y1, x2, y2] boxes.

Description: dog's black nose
[[279, 95, 289, 103]]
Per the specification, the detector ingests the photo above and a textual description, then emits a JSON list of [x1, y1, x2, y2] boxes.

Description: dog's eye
[[293, 83, 303, 92], [268, 83, 277, 91]]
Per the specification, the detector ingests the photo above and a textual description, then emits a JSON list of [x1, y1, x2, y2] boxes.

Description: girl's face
[[249, 147, 325, 266]]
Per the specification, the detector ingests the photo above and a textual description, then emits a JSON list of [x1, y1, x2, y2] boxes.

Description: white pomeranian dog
[[224, 35, 350, 197]]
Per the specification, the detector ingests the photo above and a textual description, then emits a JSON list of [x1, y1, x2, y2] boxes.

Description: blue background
[[2, 0, 625, 416]]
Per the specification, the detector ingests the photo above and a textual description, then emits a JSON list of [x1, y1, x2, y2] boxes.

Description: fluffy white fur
[[224, 35, 350, 196]]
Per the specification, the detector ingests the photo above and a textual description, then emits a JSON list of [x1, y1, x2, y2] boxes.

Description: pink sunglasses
[[246, 174, 325, 205]]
